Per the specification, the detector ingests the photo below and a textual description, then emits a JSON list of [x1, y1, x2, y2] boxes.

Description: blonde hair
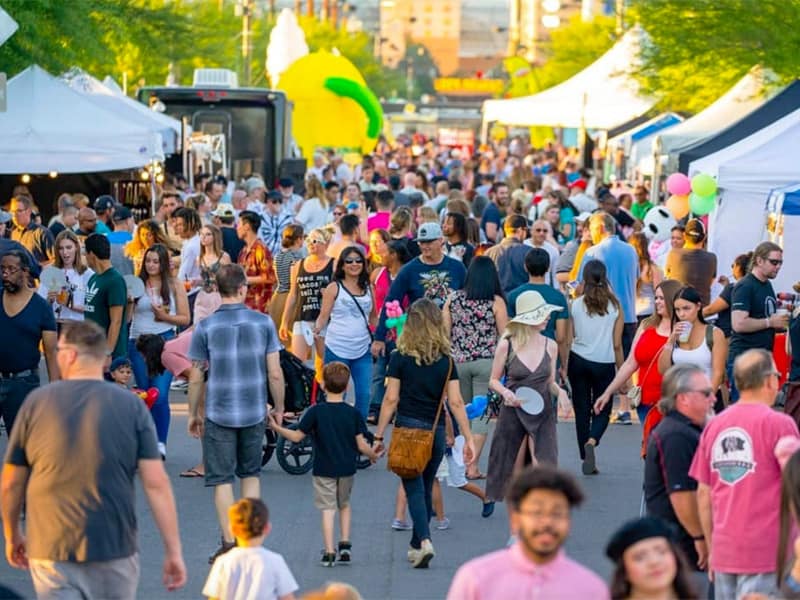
[[389, 206, 413, 236], [502, 322, 534, 353], [417, 206, 438, 224], [310, 226, 332, 244], [306, 177, 328, 209], [397, 299, 451, 365]]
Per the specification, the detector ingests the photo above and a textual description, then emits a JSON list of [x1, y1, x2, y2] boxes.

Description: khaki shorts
[[313, 476, 354, 510]]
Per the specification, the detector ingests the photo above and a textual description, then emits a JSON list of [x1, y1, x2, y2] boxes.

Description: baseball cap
[[575, 211, 593, 223], [278, 177, 294, 188], [568, 179, 587, 191], [0, 210, 11, 224], [245, 176, 265, 195], [212, 203, 235, 218], [94, 195, 115, 212], [110, 357, 132, 372], [416, 222, 443, 242], [387, 160, 400, 170], [267, 190, 283, 202], [112, 206, 132, 222]]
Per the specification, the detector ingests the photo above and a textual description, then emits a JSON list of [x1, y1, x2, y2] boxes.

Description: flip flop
[[179, 467, 204, 478], [466, 472, 487, 480]]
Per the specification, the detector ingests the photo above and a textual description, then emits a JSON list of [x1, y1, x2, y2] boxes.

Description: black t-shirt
[[790, 313, 800, 382], [0, 291, 56, 372], [729, 273, 777, 356], [4, 380, 160, 562], [445, 241, 475, 267], [221, 226, 245, 265], [387, 351, 459, 423], [298, 401, 367, 478], [716, 282, 734, 337], [644, 411, 701, 569]]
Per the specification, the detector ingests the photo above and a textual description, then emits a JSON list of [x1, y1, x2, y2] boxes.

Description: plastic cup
[[57, 288, 69, 305], [678, 321, 692, 343]]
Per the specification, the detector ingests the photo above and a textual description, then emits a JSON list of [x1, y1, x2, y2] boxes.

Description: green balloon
[[691, 173, 717, 198], [689, 192, 716, 216]]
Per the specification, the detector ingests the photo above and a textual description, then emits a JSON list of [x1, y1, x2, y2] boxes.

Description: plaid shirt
[[188, 303, 281, 428]]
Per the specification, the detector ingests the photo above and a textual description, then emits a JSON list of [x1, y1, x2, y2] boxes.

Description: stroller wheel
[[276, 424, 314, 475], [262, 428, 277, 466]]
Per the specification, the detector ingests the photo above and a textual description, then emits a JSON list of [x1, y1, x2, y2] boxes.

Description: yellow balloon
[[277, 51, 382, 161]]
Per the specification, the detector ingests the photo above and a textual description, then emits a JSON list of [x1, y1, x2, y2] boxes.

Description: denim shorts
[[202, 419, 264, 486]]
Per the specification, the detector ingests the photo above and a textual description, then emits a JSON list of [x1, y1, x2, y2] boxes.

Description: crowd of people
[[2, 137, 800, 599]]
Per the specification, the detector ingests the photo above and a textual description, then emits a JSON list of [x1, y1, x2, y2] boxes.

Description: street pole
[[616, 0, 624, 35], [241, 0, 252, 85]]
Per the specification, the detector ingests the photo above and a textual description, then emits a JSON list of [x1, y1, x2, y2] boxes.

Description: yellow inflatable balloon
[[277, 50, 384, 161]]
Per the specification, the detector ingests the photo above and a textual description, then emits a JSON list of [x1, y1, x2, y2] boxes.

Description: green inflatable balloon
[[691, 173, 717, 198], [689, 192, 716, 216]]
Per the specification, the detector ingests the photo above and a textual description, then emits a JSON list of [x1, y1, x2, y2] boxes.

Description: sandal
[[179, 467, 204, 478], [466, 472, 486, 480]]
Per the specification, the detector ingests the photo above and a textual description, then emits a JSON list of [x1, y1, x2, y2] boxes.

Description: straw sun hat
[[509, 290, 562, 326]]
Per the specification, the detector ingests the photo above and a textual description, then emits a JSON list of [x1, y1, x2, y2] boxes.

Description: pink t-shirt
[[689, 402, 799, 574], [367, 211, 391, 232], [447, 545, 609, 600]]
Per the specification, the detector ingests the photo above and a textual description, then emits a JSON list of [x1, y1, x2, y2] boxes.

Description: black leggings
[[568, 351, 615, 459]]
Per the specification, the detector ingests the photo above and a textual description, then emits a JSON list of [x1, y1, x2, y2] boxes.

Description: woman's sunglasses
[[343, 258, 364, 265]]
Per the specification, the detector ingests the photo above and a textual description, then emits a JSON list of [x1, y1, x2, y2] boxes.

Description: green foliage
[[0, 2, 396, 97], [629, 0, 800, 113]]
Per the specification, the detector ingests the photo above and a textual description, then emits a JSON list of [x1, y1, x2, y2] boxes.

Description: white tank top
[[325, 282, 372, 359], [130, 283, 176, 338], [671, 326, 713, 378], [571, 296, 619, 364]]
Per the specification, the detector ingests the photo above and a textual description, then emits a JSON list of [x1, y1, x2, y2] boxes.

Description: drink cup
[[57, 288, 69, 305], [776, 308, 790, 328], [678, 321, 692, 343]]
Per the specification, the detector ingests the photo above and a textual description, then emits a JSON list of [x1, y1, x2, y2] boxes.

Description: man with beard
[[480, 182, 509, 243], [0, 250, 59, 436], [446, 466, 608, 600]]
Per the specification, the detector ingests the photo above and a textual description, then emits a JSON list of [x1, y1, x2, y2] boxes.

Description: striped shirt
[[188, 303, 281, 428], [274, 248, 306, 293]]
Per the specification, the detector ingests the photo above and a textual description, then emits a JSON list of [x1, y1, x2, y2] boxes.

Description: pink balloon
[[666, 173, 691, 196]]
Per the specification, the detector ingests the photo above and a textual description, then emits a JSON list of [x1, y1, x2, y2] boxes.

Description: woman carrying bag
[[374, 299, 476, 569]]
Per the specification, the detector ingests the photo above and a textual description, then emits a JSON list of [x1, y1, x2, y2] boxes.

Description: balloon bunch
[[385, 301, 407, 337], [664, 173, 718, 218], [465, 395, 488, 420], [134, 387, 159, 410]]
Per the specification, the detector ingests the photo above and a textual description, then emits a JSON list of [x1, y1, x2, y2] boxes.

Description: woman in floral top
[[236, 210, 276, 313], [443, 256, 508, 479]]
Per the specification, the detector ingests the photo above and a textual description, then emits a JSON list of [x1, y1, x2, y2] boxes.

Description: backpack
[[277, 349, 323, 413]]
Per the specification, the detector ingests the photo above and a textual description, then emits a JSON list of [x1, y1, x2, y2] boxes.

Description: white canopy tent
[[688, 108, 800, 287], [0, 65, 163, 174], [606, 112, 683, 179], [481, 27, 655, 133], [652, 67, 775, 174], [63, 69, 182, 155]]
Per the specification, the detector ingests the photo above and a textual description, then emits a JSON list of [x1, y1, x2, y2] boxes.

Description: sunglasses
[[767, 258, 783, 266], [533, 228, 548, 233], [333, 212, 344, 217], [307, 239, 324, 245], [343, 258, 364, 265], [268, 198, 283, 204]]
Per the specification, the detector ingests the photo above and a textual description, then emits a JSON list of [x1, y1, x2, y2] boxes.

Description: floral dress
[[449, 290, 498, 363], [237, 239, 276, 313]]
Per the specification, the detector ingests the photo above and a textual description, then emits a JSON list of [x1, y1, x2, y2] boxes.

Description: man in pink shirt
[[367, 190, 394, 233], [447, 466, 609, 600], [690, 348, 799, 599]]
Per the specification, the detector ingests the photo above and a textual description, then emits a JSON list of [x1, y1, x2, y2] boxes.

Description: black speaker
[[277, 159, 307, 195]]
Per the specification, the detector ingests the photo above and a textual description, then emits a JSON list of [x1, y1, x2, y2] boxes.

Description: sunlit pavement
[[0, 393, 643, 599]]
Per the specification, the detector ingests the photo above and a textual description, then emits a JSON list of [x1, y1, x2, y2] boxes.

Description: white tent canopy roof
[[63, 69, 182, 155], [0, 65, 163, 174], [655, 66, 776, 160], [482, 27, 655, 130]]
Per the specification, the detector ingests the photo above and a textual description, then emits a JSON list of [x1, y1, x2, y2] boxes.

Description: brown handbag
[[387, 357, 452, 479]]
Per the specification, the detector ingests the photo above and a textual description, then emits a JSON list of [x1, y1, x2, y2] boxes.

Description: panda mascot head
[[643, 206, 677, 242]]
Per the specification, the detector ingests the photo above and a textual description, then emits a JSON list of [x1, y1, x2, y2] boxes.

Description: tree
[[629, 0, 800, 113]]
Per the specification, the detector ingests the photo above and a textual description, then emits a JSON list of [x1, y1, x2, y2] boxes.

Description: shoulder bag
[[387, 357, 452, 479], [626, 342, 665, 408], [339, 282, 374, 342]]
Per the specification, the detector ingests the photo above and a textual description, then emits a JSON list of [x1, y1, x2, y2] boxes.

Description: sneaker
[[391, 518, 412, 531], [435, 517, 450, 530], [208, 539, 235, 564], [157, 442, 166, 461], [320, 551, 336, 567], [616, 410, 632, 425], [170, 379, 189, 391], [481, 501, 495, 518], [407, 547, 420, 562], [338, 541, 351, 564], [582, 442, 598, 475], [412, 539, 435, 568]]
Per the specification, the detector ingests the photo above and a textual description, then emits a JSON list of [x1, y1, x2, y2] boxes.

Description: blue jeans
[[324, 346, 372, 419], [129, 330, 175, 444], [726, 358, 739, 403], [0, 371, 40, 436], [395, 415, 446, 549], [370, 340, 395, 415]]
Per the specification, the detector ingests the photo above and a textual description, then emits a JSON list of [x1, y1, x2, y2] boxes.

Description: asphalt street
[[0, 397, 644, 600]]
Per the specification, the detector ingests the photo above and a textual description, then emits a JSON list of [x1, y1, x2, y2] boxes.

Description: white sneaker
[[407, 547, 420, 562], [412, 539, 435, 568], [158, 442, 166, 461], [435, 517, 450, 530]]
